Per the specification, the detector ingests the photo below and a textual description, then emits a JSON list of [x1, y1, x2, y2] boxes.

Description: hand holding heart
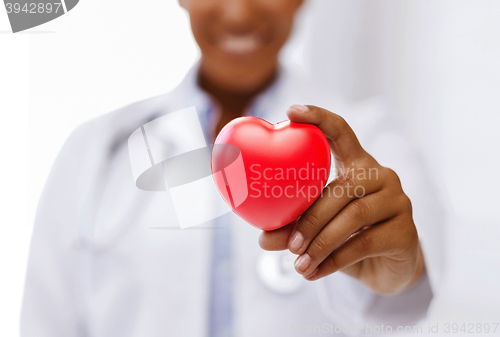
[[259, 105, 425, 295]]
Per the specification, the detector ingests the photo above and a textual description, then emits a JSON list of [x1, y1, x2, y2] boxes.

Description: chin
[[222, 69, 272, 92], [200, 43, 278, 92], [215, 58, 277, 91]]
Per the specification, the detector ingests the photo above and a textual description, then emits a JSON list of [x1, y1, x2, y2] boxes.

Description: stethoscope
[[256, 249, 305, 294]]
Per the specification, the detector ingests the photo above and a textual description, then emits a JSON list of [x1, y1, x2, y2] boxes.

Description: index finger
[[286, 105, 366, 163]]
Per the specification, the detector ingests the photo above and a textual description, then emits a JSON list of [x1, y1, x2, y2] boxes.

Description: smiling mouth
[[217, 34, 265, 57]]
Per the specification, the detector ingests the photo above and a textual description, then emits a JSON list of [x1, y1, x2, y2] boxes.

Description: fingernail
[[287, 104, 308, 113], [305, 268, 319, 280], [295, 253, 311, 273], [288, 231, 304, 254]]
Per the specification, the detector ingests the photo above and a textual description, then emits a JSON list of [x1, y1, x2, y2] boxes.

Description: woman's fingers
[[293, 189, 408, 276], [305, 215, 418, 284], [286, 105, 366, 163], [293, 189, 410, 276], [259, 219, 296, 251], [288, 168, 386, 255]]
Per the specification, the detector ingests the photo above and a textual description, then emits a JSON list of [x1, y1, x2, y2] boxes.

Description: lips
[[216, 34, 265, 56]]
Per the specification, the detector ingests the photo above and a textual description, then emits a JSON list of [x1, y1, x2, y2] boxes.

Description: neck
[[198, 62, 278, 136]]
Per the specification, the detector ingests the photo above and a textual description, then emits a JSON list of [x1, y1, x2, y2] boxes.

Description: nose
[[219, 0, 258, 33]]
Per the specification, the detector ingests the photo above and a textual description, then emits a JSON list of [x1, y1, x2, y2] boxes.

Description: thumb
[[286, 104, 366, 163]]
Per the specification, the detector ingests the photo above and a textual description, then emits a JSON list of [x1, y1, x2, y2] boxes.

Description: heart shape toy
[[211, 117, 331, 231]]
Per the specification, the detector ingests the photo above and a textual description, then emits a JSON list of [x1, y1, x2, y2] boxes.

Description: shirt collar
[[172, 61, 289, 141]]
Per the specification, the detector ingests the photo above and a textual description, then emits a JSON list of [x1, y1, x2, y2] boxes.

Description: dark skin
[[179, 0, 298, 135], [180, 0, 424, 295], [198, 69, 277, 136]]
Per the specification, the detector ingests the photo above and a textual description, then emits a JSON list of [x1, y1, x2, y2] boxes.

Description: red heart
[[211, 117, 331, 231]]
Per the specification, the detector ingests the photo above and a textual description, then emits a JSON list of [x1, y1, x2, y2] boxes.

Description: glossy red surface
[[212, 117, 331, 231]]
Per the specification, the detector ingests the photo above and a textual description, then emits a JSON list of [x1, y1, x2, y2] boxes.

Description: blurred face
[[179, 0, 303, 92]]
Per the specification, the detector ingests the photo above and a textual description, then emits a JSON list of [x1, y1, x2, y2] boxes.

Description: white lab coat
[[21, 63, 444, 336]]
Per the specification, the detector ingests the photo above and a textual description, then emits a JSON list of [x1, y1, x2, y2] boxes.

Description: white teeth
[[218, 35, 262, 55]]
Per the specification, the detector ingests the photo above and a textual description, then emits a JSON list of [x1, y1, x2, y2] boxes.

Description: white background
[[1, 0, 500, 335]]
